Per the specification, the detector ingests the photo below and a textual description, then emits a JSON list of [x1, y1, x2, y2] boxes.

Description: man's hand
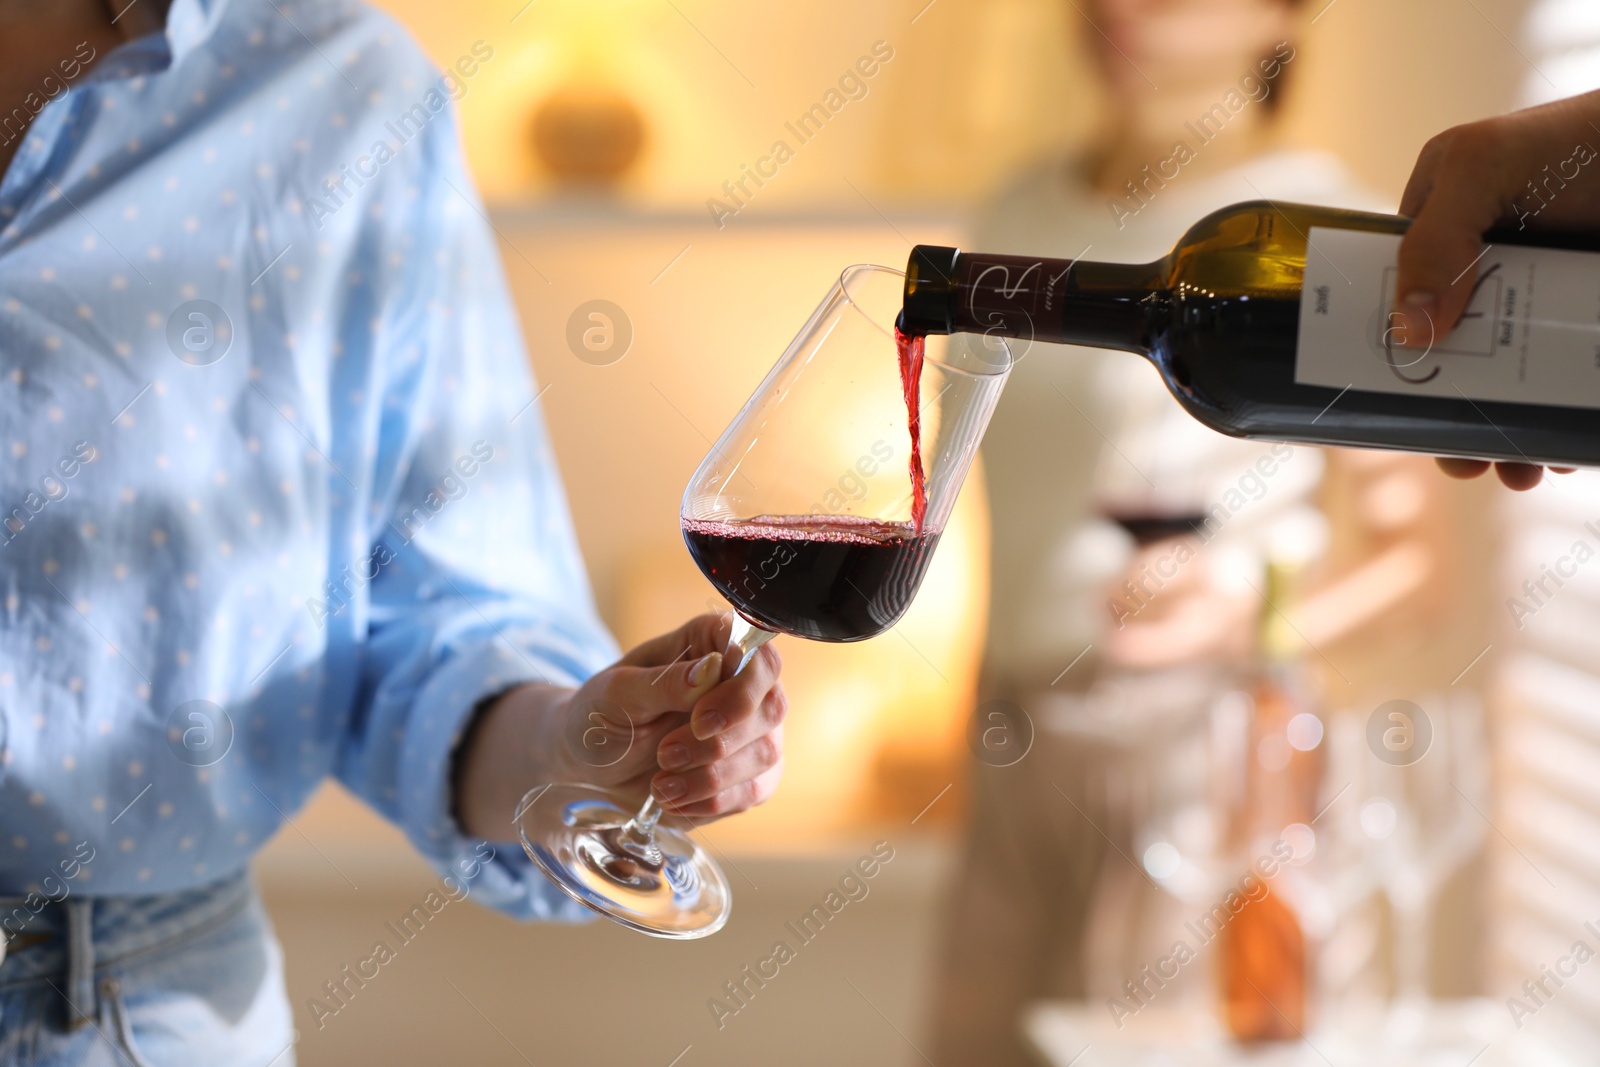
[[1393, 90, 1600, 490], [453, 613, 785, 841]]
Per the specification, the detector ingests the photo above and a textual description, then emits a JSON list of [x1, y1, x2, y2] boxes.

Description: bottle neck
[[902, 246, 1165, 353], [1258, 560, 1305, 670]]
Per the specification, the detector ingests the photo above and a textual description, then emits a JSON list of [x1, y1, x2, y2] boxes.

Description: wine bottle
[[1219, 557, 1320, 1043], [901, 201, 1600, 468]]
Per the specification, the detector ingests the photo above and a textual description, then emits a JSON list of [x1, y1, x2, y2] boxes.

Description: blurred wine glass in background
[[1078, 675, 1242, 1022], [1354, 690, 1490, 1034]]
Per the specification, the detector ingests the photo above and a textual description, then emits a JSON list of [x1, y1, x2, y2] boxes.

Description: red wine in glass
[[682, 514, 941, 642], [684, 315, 939, 645], [1106, 512, 1210, 547]]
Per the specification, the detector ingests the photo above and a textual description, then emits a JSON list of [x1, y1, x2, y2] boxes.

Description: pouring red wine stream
[[894, 320, 928, 534]]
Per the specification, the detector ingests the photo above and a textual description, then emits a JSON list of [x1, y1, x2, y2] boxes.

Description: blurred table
[[1022, 1000, 1578, 1067]]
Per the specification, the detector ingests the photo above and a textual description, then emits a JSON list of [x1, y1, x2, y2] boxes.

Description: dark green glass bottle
[[903, 200, 1600, 467]]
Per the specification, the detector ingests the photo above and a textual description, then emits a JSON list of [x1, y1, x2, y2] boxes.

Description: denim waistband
[[0, 865, 256, 1024]]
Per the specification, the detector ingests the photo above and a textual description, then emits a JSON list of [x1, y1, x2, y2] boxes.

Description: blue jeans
[[0, 869, 294, 1066]]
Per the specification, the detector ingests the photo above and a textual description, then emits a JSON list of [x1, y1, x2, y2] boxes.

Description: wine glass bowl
[[681, 264, 1012, 642]]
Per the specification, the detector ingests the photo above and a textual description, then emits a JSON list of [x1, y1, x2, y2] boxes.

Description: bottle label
[[1295, 227, 1600, 409], [954, 254, 1070, 338]]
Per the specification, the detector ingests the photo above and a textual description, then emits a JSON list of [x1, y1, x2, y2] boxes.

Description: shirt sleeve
[[332, 78, 618, 921]]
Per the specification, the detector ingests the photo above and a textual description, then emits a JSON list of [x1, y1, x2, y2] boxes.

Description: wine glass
[[1356, 691, 1488, 1025], [518, 264, 1012, 937]]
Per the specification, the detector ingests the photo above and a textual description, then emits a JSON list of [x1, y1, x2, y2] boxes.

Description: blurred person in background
[[0, 1, 786, 1062], [925, 0, 1399, 1061]]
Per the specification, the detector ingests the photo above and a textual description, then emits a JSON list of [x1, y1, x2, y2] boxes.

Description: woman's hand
[[453, 613, 786, 841], [1101, 535, 1257, 670], [1393, 89, 1600, 490]]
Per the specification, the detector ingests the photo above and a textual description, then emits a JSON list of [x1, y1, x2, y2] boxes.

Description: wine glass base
[[517, 783, 731, 939]]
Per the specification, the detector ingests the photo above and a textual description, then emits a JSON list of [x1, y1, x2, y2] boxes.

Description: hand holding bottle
[[907, 183, 1600, 476], [1394, 89, 1600, 489]]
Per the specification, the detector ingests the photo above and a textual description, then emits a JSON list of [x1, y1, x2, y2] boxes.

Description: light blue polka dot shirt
[[0, 0, 617, 919]]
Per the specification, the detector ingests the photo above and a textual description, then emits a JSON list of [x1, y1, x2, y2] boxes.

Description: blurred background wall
[[245, 0, 1596, 1064]]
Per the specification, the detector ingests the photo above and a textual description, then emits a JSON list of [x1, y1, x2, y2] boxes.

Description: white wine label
[[1295, 226, 1600, 409]]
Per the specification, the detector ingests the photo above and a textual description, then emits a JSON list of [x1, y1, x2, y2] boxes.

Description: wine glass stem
[[617, 615, 778, 851], [1393, 891, 1433, 1005]]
